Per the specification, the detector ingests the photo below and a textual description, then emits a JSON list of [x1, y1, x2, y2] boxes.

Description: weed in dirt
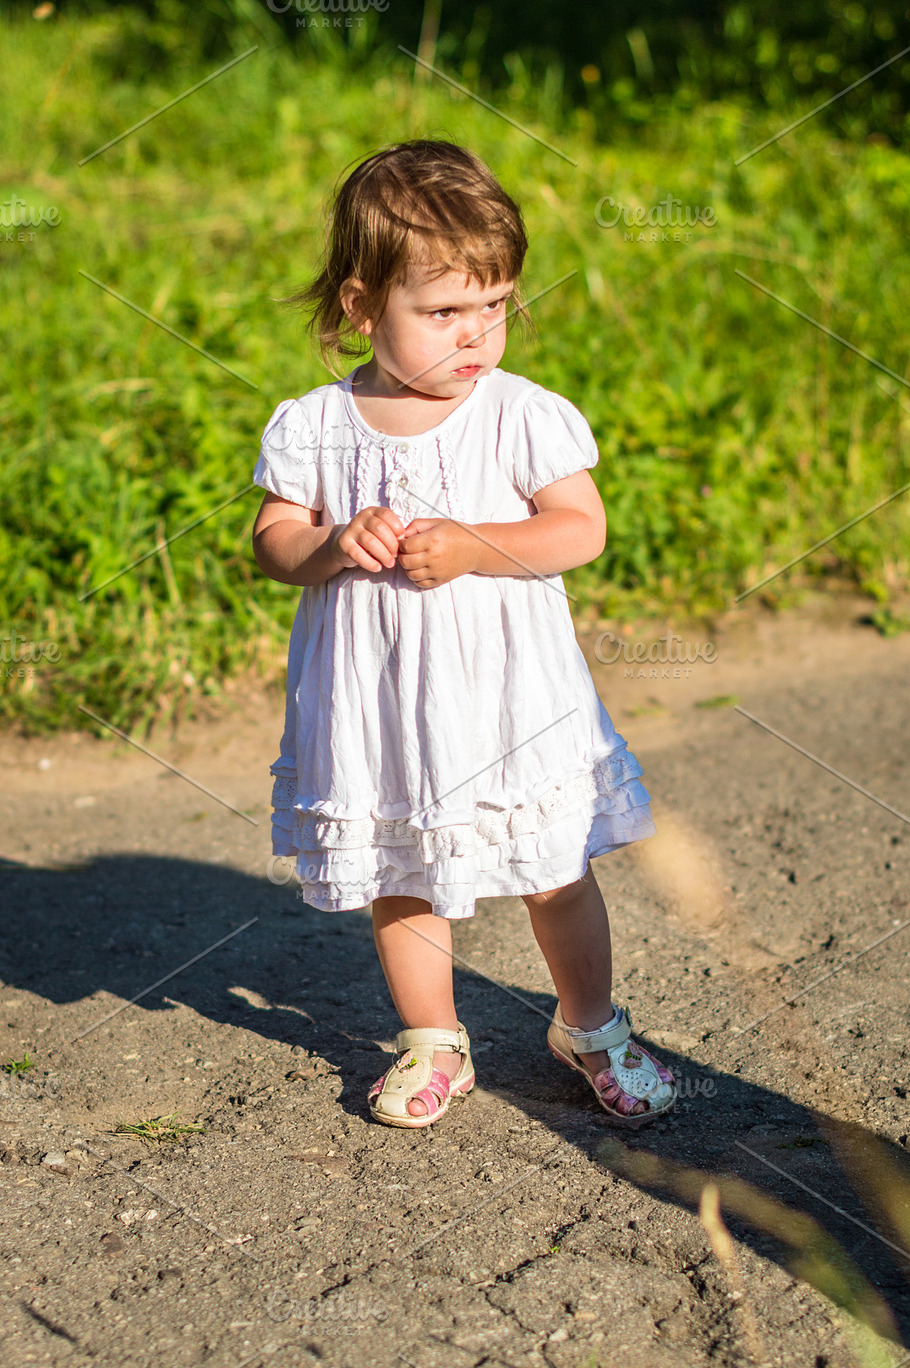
[[2, 1053, 34, 1075], [695, 694, 741, 709], [113, 1113, 205, 1146]]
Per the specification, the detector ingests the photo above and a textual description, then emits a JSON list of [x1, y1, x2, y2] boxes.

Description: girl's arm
[[471, 470, 606, 576], [252, 492, 407, 587], [252, 494, 340, 587]]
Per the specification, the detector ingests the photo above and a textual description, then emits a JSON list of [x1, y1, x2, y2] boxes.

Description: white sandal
[[547, 1003, 676, 1128], [367, 1024, 474, 1129]]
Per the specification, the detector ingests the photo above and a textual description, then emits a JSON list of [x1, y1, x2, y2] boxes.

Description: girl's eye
[[431, 297, 511, 320]]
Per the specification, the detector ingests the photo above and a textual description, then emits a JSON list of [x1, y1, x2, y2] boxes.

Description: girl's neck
[[348, 359, 483, 438]]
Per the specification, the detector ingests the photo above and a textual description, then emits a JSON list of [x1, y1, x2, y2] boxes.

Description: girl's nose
[[458, 321, 486, 349]]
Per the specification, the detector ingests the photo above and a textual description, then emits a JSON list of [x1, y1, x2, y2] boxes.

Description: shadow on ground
[[3, 852, 909, 1340]]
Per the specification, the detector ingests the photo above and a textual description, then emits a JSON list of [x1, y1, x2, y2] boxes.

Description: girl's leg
[[521, 863, 648, 1116], [371, 894, 463, 1117]]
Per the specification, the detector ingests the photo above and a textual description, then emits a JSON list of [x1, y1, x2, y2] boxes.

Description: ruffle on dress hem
[[270, 744, 644, 855], [268, 745, 656, 919]]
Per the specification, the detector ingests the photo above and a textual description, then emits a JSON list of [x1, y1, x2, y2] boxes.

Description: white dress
[[254, 365, 656, 919]]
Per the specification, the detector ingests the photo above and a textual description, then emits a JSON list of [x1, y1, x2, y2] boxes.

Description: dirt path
[[2, 594, 909, 1368]]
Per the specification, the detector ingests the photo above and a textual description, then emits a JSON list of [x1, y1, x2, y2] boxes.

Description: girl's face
[[344, 263, 514, 398]]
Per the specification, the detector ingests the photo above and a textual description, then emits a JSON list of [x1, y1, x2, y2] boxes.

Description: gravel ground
[[2, 594, 909, 1368]]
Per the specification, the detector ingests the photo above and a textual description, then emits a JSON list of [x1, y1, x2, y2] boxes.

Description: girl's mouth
[[453, 364, 481, 377]]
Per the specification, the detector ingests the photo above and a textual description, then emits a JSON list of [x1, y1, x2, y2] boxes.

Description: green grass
[[114, 1113, 205, 1145], [2, 8, 909, 732], [1, 1053, 34, 1076]]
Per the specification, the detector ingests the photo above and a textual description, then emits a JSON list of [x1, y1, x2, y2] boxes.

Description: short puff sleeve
[[253, 398, 324, 511], [513, 387, 600, 501]]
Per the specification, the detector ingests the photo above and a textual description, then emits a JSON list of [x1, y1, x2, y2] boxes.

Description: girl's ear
[[339, 277, 373, 336]]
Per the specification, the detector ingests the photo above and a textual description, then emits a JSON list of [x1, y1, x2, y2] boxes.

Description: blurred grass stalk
[[600, 1134, 908, 1366], [700, 1181, 769, 1361]]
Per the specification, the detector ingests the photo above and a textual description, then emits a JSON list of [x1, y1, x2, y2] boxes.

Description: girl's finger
[[404, 547, 429, 563], [342, 531, 384, 572], [365, 519, 401, 557], [348, 544, 384, 572], [360, 530, 397, 568]]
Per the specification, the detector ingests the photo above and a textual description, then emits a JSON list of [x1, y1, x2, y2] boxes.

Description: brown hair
[[282, 139, 534, 375]]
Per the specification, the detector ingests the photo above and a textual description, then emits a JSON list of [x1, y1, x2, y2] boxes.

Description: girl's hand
[[331, 506, 407, 572], [397, 518, 479, 589]]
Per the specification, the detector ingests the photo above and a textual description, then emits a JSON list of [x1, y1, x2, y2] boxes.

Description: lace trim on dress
[[349, 431, 465, 528], [353, 435, 375, 520], [437, 431, 464, 522], [269, 745, 645, 862]]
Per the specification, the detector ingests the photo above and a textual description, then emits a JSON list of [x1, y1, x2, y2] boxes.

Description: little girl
[[252, 140, 676, 1129]]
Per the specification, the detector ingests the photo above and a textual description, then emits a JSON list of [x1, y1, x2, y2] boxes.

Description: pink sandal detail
[[368, 1024, 474, 1129]]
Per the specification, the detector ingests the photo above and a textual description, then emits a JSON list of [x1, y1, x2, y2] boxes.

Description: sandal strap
[[591, 1068, 648, 1117], [394, 1023, 469, 1055], [412, 1069, 452, 1115], [555, 1003, 631, 1055]]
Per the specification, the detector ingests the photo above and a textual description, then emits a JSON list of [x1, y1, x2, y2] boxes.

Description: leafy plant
[[1, 1054, 34, 1076]]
